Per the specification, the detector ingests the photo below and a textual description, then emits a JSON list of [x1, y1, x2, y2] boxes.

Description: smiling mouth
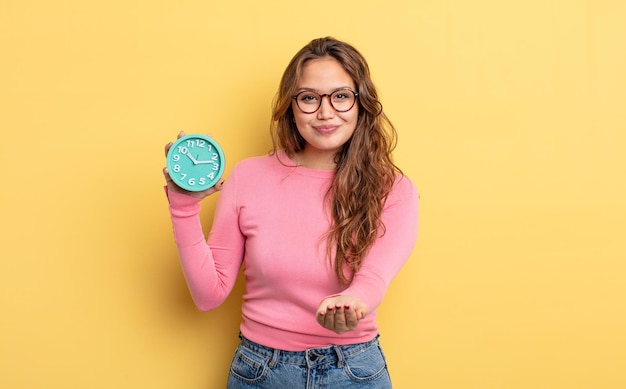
[[314, 125, 338, 133]]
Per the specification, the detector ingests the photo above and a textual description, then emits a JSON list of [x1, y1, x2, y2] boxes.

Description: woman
[[163, 37, 418, 388]]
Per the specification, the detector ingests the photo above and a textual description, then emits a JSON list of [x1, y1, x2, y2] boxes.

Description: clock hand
[[185, 152, 198, 165]]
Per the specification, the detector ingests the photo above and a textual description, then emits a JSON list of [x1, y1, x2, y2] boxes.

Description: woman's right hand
[[163, 131, 225, 200]]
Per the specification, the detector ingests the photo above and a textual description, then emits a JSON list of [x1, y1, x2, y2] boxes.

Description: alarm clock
[[166, 134, 225, 192]]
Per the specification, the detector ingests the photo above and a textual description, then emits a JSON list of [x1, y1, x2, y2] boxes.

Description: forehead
[[298, 57, 355, 90]]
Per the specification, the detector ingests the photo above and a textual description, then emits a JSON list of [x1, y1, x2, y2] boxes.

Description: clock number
[[199, 177, 206, 185], [177, 146, 188, 154], [207, 173, 215, 180], [188, 178, 196, 186], [173, 154, 180, 161], [211, 153, 218, 161], [173, 164, 181, 173], [180, 173, 187, 180], [187, 139, 206, 148], [212, 163, 219, 171]]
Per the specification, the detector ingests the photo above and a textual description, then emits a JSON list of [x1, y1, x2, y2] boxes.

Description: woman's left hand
[[316, 295, 368, 334]]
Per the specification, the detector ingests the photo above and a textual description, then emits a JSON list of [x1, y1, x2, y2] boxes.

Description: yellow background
[[1, 0, 625, 388]]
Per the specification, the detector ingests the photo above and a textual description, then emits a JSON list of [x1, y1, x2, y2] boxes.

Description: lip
[[313, 125, 339, 134]]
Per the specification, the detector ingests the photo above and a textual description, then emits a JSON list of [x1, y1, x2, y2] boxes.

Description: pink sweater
[[166, 151, 418, 351]]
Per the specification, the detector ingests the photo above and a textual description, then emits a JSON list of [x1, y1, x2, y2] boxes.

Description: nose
[[317, 95, 335, 119]]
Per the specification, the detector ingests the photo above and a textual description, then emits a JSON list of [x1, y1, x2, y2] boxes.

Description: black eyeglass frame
[[291, 89, 359, 114]]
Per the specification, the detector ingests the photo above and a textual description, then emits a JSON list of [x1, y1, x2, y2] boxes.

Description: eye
[[298, 92, 320, 104], [332, 90, 353, 101]]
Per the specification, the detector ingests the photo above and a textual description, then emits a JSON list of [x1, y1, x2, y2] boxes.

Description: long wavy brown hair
[[270, 37, 400, 285]]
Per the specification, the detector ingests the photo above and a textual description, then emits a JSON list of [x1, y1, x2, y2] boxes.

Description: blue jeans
[[226, 334, 392, 388]]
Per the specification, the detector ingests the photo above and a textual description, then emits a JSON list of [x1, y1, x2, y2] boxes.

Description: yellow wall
[[1, 1, 625, 388]]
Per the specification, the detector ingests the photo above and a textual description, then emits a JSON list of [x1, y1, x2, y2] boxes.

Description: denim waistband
[[238, 333, 381, 368]]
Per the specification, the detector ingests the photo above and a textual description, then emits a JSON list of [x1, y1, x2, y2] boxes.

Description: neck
[[295, 150, 336, 170]]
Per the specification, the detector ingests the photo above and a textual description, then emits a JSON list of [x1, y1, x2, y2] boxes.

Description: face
[[292, 56, 359, 168]]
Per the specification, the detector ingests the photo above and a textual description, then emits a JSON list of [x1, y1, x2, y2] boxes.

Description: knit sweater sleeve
[[165, 169, 244, 311], [342, 175, 419, 312]]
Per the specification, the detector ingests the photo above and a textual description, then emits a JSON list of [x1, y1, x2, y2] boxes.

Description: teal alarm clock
[[166, 134, 225, 191]]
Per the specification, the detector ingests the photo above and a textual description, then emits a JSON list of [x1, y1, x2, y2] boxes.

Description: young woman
[[163, 37, 418, 388]]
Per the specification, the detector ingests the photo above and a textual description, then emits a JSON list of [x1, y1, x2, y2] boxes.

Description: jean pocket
[[343, 344, 389, 382], [228, 344, 270, 384]]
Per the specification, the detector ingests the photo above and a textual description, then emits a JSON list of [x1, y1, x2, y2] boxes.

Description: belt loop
[[333, 345, 345, 368], [268, 347, 280, 368]]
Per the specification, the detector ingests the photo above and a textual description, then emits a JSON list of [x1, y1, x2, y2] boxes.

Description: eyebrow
[[296, 86, 355, 94]]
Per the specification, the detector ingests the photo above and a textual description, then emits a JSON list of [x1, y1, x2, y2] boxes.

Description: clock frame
[[166, 134, 225, 192]]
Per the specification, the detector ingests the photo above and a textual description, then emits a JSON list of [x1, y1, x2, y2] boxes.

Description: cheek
[[341, 109, 359, 128], [347, 103, 359, 120], [293, 112, 310, 131], [291, 103, 306, 125]]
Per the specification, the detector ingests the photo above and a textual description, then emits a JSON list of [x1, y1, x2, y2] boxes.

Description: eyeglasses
[[292, 89, 359, 114]]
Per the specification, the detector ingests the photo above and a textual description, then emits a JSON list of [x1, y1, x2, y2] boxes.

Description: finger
[[334, 306, 346, 323], [323, 306, 336, 329], [213, 179, 225, 191], [164, 141, 173, 157], [177, 131, 186, 139], [316, 309, 326, 327], [344, 307, 359, 330], [162, 167, 173, 183], [333, 306, 347, 331], [201, 179, 225, 197]]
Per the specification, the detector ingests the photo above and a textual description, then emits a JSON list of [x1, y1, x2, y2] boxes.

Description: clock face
[[166, 134, 225, 192]]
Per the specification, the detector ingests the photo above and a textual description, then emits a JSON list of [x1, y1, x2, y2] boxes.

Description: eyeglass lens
[[294, 89, 357, 113]]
